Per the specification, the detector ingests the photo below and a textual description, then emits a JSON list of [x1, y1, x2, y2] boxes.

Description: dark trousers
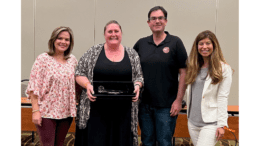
[[138, 103, 178, 146], [35, 117, 73, 146]]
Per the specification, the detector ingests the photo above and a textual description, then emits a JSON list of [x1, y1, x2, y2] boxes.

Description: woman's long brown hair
[[185, 30, 227, 85]]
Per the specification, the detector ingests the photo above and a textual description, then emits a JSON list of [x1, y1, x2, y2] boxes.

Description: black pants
[[75, 98, 133, 146]]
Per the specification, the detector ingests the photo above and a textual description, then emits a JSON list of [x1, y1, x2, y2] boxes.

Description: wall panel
[[217, 0, 239, 105], [21, 0, 239, 105], [95, 0, 156, 47], [34, 0, 95, 59], [21, 0, 34, 80]]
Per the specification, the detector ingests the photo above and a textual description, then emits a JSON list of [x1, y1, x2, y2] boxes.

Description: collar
[[148, 31, 171, 45]]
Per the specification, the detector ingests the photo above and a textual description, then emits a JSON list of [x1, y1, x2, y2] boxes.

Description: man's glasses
[[149, 16, 166, 21]]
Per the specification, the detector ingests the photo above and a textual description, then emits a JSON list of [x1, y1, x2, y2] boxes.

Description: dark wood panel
[[21, 108, 37, 131], [174, 114, 239, 140], [21, 108, 76, 132], [174, 114, 190, 137]]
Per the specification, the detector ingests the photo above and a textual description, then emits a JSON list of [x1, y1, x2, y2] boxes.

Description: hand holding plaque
[[85, 83, 97, 102]]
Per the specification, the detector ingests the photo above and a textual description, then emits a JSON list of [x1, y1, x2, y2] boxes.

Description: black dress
[[75, 47, 133, 146]]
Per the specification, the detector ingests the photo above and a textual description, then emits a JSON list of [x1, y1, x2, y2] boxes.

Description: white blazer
[[185, 63, 232, 128]]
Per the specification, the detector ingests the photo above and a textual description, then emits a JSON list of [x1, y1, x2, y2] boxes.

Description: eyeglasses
[[149, 16, 166, 21]]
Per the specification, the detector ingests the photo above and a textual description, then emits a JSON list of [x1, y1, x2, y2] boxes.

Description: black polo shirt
[[133, 31, 187, 107]]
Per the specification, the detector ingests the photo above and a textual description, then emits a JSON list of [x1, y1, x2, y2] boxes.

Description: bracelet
[[85, 82, 91, 89], [32, 110, 39, 113], [134, 84, 141, 88]]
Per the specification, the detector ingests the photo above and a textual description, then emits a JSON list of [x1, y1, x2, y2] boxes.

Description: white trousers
[[188, 121, 218, 146]]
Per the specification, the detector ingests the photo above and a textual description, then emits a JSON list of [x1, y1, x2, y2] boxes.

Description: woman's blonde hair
[[185, 30, 227, 85], [47, 26, 74, 60]]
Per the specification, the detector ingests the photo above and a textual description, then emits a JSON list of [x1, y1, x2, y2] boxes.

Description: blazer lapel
[[202, 75, 211, 96]]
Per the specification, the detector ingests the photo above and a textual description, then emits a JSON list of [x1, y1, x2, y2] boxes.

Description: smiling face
[[104, 23, 122, 46], [54, 31, 70, 54], [147, 10, 167, 33], [197, 38, 214, 59]]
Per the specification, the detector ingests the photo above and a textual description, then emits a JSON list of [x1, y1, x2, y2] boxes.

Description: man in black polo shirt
[[133, 6, 187, 146]]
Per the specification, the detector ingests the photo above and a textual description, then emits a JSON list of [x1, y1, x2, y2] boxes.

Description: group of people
[[26, 6, 232, 146]]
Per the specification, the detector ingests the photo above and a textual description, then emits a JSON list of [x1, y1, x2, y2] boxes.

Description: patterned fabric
[[26, 53, 78, 119], [75, 43, 144, 146]]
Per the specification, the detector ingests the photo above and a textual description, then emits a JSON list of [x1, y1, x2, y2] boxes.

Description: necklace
[[105, 46, 121, 62], [112, 53, 117, 62]]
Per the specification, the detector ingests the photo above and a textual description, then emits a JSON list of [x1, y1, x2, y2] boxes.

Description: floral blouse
[[26, 53, 78, 119], [75, 43, 144, 146]]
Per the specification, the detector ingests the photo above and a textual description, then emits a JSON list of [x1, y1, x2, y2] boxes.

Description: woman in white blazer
[[184, 30, 232, 146]]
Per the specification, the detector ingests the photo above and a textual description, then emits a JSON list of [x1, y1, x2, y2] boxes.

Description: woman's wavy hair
[[47, 26, 74, 60], [185, 30, 227, 85]]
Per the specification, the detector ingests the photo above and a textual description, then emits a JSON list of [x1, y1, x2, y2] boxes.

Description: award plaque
[[92, 81, 135, 97]]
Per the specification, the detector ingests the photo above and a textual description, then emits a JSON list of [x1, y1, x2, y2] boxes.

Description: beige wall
[[21, 0, 238, 105]]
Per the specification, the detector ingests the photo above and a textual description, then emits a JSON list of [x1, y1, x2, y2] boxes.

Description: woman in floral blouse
[[26, 26, 78, 146], [74, 20, 144, 146]]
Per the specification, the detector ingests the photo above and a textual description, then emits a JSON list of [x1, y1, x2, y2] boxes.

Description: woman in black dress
[[74, 20, 144, 146]]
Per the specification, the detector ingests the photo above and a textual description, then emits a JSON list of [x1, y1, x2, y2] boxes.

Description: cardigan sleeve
[[129, 47, 144, 85], [75, 51, 89, 77]]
